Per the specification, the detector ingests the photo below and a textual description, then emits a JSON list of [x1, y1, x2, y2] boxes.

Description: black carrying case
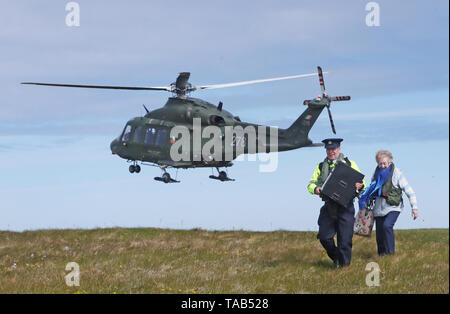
[[321, 161, 365, 207]]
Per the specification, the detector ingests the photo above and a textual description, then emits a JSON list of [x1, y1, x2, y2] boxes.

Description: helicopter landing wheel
[[218, 171, 227, 181], [154, 167, 180, 183], [162, 172, 171, 183], [129, 163, 141, 174], [209, 168, 235, 182]]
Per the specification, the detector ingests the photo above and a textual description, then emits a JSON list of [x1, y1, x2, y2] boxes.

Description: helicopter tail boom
[[281, 66, 351, 148], [282, 101, 326, 147]]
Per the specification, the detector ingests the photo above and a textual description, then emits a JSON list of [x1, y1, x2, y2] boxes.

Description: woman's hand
[[355, 182, 364, 190], [412, 210, 419, 220], [315, 187, 322, 195]]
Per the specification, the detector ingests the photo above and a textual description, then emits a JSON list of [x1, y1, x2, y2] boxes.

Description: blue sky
[[0, 0, 448, 231]]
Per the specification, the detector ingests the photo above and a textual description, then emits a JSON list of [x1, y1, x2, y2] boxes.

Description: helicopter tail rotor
[[303, 66, 351, 134]]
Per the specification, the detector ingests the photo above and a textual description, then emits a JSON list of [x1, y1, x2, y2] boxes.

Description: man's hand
[[315, 187, 322, 195], [355, 182, 364, 190], [412, 209, 419, 220]]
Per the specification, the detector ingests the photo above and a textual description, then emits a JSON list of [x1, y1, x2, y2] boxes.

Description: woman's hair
[[375, 150, 393, 162]]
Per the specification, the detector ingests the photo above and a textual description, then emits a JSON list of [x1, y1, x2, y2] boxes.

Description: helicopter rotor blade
[[326, 105, 337, 134], [194, 71, 330, 90], [330, 96, 351, 101], [22, 70, 336, 97], [21, 82, 171, 91]]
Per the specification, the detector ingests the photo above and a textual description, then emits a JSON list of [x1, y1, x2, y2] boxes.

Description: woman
[[358, 150, 418, 256]]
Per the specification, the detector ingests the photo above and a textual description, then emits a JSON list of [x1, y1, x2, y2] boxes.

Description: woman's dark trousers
[[375, 211, 400, 256]]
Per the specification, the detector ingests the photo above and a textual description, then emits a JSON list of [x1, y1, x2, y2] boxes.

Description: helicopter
[[22, 66, 350, 183]]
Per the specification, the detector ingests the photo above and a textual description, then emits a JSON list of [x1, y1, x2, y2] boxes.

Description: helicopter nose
[[110, 139, 120, 154]]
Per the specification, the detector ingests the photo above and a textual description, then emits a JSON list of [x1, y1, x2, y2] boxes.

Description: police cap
[[322, 138, 343, 149]]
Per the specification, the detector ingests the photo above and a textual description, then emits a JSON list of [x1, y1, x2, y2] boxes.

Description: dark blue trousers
[[375, 211, 400, 256], [317, 201, 355, 266]]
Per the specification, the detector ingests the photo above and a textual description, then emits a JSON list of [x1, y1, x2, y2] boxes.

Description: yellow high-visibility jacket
[[307, 157, 366, 195]]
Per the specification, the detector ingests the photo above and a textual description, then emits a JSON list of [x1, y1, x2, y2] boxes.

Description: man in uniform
[[307, 138, 365, 268]]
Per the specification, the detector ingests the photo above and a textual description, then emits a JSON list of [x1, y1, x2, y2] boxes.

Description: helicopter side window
[[122, 125, 132, 142], [155, 129, 168, 147], [144, 127, 157, 145], [132, 126, 145, 143]]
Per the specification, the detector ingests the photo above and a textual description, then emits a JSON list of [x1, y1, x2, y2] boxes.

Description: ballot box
[[321, 161, 365, 207]]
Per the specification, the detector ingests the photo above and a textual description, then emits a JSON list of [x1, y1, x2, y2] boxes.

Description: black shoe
[[334, 259, 350, 268], [333, 259, 340, 268]]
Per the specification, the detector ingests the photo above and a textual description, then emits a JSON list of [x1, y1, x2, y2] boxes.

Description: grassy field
[[0, 228, 448, 294]]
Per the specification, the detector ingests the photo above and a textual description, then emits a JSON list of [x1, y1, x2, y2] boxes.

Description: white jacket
[[372, 167, 418, 217]]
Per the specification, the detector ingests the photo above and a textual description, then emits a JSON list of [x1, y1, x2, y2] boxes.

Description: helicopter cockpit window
[[145, 127, 156, 145], [132, 126, 145, 143], [155, 129, 168, 147], [122, 125, 132, 142]]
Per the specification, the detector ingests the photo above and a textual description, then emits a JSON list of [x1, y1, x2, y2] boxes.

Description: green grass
[[0, 228, 447, 294]]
